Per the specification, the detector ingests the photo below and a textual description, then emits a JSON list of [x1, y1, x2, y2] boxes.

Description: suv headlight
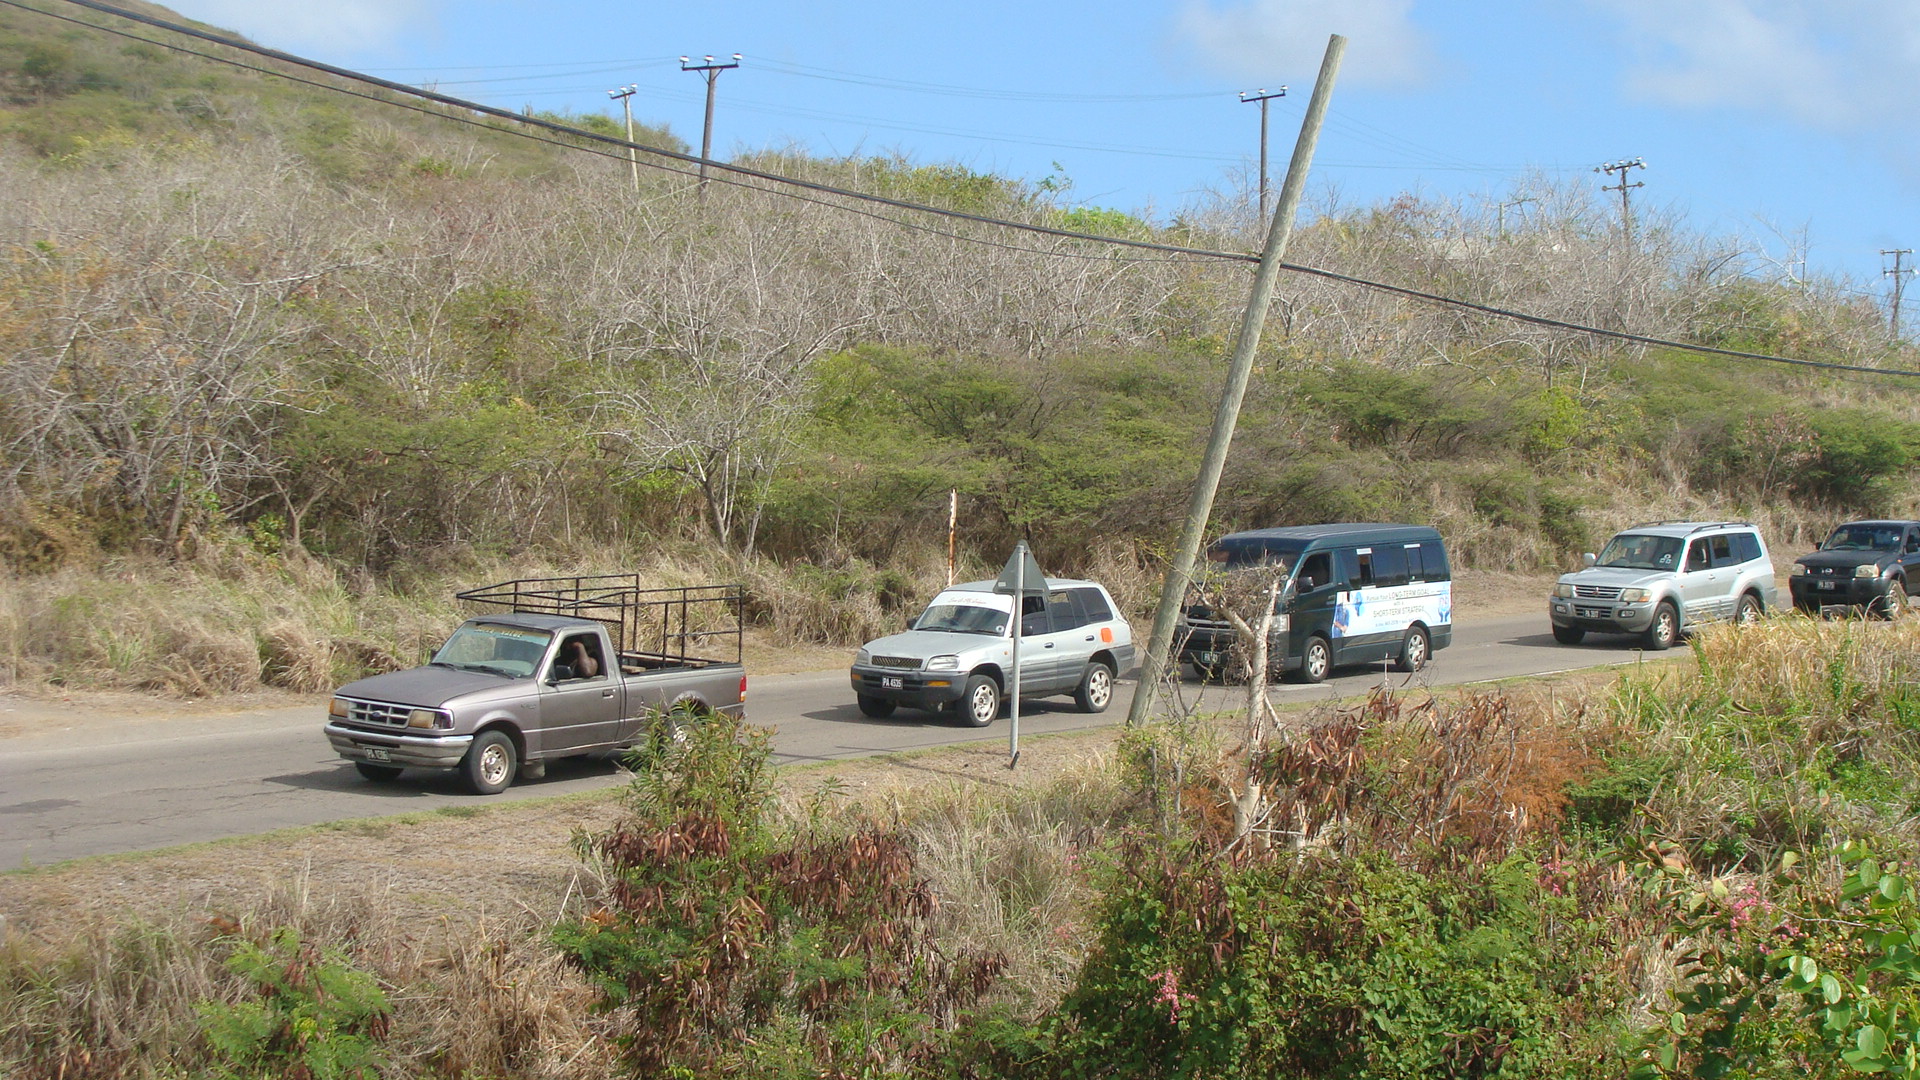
[[855, 648, 871, 666], [926, 655, 959, 671], [1552, 583, 1575, 598], [1619, 588, 1650, 603], [1856, 565, 1881, 579], [1790, 563, 1808, 576]]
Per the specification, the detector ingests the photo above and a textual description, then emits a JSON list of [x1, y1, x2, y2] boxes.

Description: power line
[[16, 0, 1920, 382]]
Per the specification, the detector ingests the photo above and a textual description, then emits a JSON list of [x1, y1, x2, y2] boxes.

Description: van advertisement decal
[[1332, 581, 1452, 639]]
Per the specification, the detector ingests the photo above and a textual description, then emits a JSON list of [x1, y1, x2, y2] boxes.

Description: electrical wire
[[16, 0, 1920, 380]]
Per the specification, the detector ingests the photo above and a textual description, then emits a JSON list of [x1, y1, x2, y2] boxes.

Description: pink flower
[[1150, 967, 1197, 1024]]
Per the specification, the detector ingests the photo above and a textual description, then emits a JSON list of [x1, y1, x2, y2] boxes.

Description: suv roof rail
[[1628, 520, 1758, 533]]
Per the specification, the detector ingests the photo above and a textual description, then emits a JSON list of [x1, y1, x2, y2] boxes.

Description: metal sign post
[[994, 541, 1047, 768]]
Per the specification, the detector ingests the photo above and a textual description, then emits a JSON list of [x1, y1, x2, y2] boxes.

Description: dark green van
[[1175, 523, 1452, 683]]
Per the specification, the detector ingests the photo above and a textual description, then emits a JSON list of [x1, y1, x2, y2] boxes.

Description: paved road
[[0, 612, 1664, 867]]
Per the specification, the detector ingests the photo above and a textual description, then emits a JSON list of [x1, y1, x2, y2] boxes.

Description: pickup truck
[[322, 578, 746, 793]]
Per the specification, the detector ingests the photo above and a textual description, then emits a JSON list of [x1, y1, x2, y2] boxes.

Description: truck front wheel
[[354, 762, 403, 782], [462, 730, 518, 795]]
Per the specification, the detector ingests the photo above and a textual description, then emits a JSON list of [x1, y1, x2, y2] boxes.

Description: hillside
[[0, 0, 1918, 696]]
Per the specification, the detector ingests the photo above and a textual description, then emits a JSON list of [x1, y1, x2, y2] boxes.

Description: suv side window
[[1686, 539, 1713, 572], [1073, 587, 1114, 624], [1708, 534, 1736, 567], [1731, 531, 1763, 564], [1048, 589, 1088, 632], [1020, 594, 1051, 635]]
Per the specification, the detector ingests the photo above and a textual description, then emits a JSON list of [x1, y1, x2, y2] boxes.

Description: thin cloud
[[1604, 0, 1920, 132], [1175, 0, 1431, 88], [165, 0, 439, 55]]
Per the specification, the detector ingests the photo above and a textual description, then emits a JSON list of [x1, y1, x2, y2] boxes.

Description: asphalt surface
[[0, 611, 1667, 867]]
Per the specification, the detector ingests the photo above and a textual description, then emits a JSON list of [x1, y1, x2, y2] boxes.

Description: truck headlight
[[408, 709, 450, 730], [329, 697, 350, 718], [1856, 565, 1880, 579], [927, 655, 959, 671], [1552, 583, 1575, 598], [1619, 588, 1650, 603], [1791, 563, 1808, 576]]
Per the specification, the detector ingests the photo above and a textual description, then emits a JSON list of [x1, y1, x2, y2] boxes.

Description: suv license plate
[[881, 676, 903, 690], [1575, 606, 1607, 618], [364, 746, 391, 762], [1818, 581, 1836, 591]]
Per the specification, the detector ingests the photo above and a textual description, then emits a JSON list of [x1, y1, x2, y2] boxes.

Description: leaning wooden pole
[[1125, 33, 1346, 728]]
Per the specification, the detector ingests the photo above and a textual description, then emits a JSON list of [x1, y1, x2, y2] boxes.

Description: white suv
[[1548, 521, 1778, 649]]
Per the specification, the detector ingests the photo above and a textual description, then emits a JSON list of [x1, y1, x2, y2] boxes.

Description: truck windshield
[[1595, 534, 1682, 570], [913, 602, 1010, 636], [1823, 525, 1901, 552], [431, 623, 552, 678]]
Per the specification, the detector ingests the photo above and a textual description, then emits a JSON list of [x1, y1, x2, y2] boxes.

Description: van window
[[1418, 540, 1449, 580], [1370, 545, 1409, 587], [1353, 547, 1376, 587], [1294, 552, 1332, 591], [1335, 548, 1360, 590]]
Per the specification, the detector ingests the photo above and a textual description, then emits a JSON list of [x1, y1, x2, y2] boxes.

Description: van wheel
[[1644, 602, 1679, 651], [354, 762, 403, 782], [462, 730, 517, 795], [1394, 626, 1430, 672], [1552, 625, 1585, 645], [856, 694, 897, 718], [1074, 661, 1115, 713], [1290, 636, 1332, 684], [959, 674, 1001, 727]]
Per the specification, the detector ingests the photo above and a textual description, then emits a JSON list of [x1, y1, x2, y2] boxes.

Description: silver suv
[[1548, 521, 1778, 649], [849, 577, 1136, 727]]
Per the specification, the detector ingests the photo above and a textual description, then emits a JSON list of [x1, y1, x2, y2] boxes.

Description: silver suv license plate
[[881, 676, 903, 689]]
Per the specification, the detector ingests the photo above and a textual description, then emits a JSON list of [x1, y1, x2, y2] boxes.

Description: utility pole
[[679, 53, 740, 199], [1127, 35, 1345, 730], [1238, 87, 1287, 221], [1885, 249, 1915, 337], [606, 84, 638, 193], [1595, 157, 1646, 238]]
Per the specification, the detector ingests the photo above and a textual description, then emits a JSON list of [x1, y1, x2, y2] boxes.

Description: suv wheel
[[1394, 626, 1430, 673], [1290, 636, 1332, 684], [958, 674, 1001, 727], [856, 694, 897, 718], [1552, 625, 1585, 645], [1644, 602, 1679, 651], [1734, 593, 1762, 625], [1073, 661, 1115, 713]]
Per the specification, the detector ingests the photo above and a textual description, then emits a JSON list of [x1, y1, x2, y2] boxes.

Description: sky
[[157, 0, 1920, 301]]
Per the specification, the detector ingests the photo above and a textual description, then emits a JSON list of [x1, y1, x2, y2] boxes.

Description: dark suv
[[1789, 519, 1920, 617]]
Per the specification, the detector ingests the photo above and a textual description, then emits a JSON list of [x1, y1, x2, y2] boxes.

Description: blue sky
[[163, 0, 1918, 301]]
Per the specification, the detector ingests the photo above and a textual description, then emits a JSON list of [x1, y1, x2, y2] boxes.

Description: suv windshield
[[913, 601, 1009, 636], [1822, 525, 1901, 552], [1595, 533, 1683, 571]]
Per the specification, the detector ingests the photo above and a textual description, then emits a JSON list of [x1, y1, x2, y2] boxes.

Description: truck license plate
[[881, 676, 903, 690], [364, 746, 391, 762]]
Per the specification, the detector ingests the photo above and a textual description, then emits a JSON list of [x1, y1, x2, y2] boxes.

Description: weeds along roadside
[[8, 616, 1920, 1075]]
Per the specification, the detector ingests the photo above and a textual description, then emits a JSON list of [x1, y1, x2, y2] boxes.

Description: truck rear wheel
[[462, 730, 517, 795]]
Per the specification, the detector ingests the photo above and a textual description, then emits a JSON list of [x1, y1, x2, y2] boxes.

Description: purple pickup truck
[[323, 578, 746, 793]]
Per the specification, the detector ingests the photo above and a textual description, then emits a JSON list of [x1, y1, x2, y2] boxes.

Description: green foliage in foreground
[[194, 927, 391, 1080]]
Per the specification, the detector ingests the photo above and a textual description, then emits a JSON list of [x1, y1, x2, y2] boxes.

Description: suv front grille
[[1574, 584, 1623, 601], [871, 656, 921, 670]]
